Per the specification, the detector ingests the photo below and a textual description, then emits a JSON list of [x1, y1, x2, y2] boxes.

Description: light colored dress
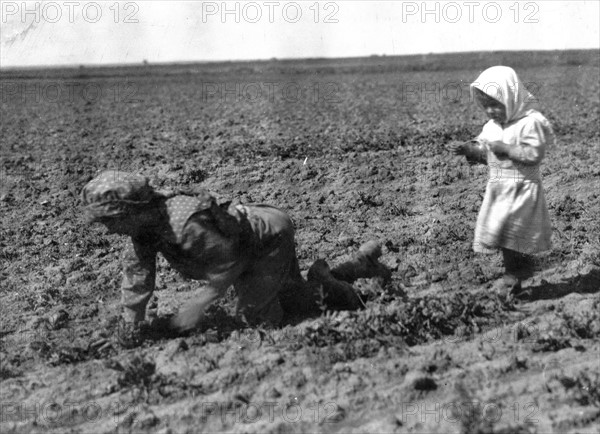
[[470, 66, 554, 254]]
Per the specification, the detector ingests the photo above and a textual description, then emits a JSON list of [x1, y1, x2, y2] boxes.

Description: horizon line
[[1, 48, 598, 71]]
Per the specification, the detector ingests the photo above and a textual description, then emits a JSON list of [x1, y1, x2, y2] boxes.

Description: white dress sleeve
[[507, 115, 551, 165]]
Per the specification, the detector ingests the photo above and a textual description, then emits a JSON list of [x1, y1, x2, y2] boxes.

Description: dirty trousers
[[227, 205, 366, 325], [120, 203, 367, 326]]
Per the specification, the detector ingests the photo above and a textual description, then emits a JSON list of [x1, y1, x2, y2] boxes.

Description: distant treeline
[[1, 50, 598, 80]]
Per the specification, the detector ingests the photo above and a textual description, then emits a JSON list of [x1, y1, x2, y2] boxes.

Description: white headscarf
[[470, 66, 537, 123]]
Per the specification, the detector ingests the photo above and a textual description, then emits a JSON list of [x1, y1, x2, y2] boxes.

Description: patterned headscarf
[[81, 171, 159, 221], [470, 66, 537, 123]]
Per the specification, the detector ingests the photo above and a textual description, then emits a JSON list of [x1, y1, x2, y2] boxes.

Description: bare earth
[[1, 51, 599, 433]]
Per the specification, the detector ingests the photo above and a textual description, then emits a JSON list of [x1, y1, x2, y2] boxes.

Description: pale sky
[[1, 1, 599, 67]]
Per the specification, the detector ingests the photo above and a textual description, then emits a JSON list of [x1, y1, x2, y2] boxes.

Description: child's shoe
[[503, 274, 521, 292], [307, 259, 363, 310], [508, 282, 531, 300], [358, 241, 392, 283], [307, 258, 331, 283], [358, 240, 383, 259], [331, 240, 392, 284], [491, 274, 520, 292], [491, 274, 531, 301]]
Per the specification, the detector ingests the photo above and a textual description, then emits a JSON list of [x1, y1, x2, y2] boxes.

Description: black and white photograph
[[1, 1, 599, 432]]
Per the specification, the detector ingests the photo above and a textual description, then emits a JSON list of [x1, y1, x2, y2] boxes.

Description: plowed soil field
[[1, 51, 599, 433]]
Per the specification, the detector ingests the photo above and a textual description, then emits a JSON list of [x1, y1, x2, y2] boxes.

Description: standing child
[[446, 66, 553, 295]]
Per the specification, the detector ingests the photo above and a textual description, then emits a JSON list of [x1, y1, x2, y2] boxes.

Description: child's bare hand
[[446, 141, 466, 156], [169, 289, 219, 332]]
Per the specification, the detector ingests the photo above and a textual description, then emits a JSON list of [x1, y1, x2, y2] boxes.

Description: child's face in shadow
[[474, 89, 506, 124], [99, 214, 143, 236]]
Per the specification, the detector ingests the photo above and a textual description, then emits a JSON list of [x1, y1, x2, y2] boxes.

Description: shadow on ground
[[526, 266, 600, 301]]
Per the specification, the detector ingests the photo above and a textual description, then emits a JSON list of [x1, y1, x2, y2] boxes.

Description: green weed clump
[[113, 354, 157, 390], [297, 290, 514, 357], [557, 369, 600, 407], [529, 298, 600, 352], [559, 298, 600, 340], [571, 370, 600, 407]]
